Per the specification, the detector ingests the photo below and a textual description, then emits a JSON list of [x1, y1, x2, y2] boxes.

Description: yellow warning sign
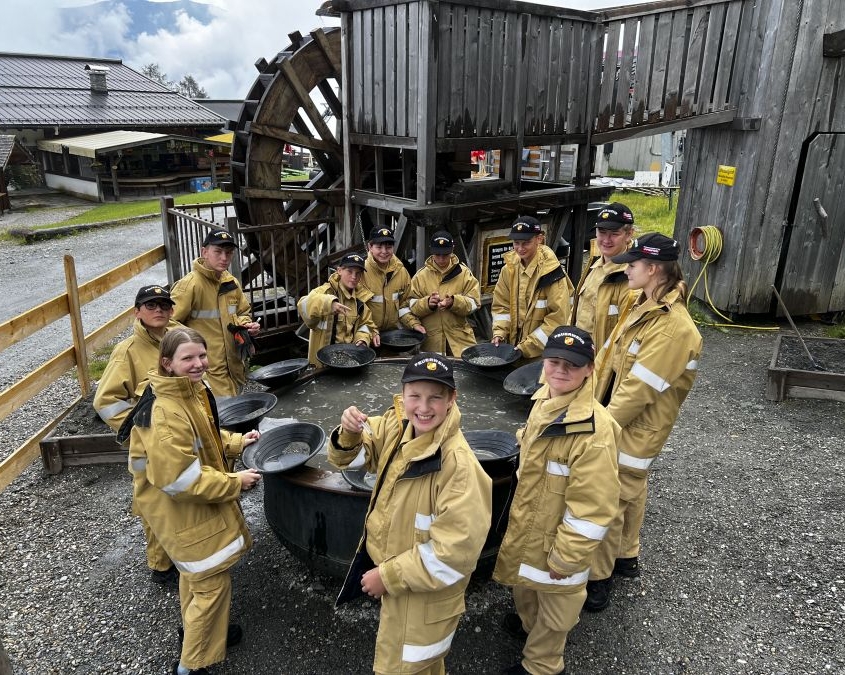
[[716, 165, 736, 186]]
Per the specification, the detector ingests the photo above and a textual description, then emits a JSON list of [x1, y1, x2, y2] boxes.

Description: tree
[[141, 63, 209, 98], [140, 63, 174, 90], [178, 75, 208, 99]]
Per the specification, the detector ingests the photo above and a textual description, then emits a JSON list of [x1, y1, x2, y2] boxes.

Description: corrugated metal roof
[[37, 130, 167, 158], [0, 135, 14, 168], [37, 130, 222, 158], [0, 53, 225, 128]]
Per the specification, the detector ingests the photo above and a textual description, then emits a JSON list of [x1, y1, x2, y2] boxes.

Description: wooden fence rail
[[0, 245, 165, 492]]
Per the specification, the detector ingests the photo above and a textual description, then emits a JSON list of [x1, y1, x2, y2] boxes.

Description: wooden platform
[[39, 433, 125, 475], [766, 335, 845, 402]]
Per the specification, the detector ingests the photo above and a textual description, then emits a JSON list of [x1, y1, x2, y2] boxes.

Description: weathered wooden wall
[[676, 0, 845, 315], [339, 0, 754, 147]]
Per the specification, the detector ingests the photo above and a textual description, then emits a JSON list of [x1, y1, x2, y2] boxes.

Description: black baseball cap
[[542, 325, 594, 366], [612, 232, 680, 263], [338, 252, 367, 270], [595, 202, 634, 230], [509, 216, 543, 240], [135, 284, 174, 307], [202, 229, 237, 247], [401, 353, 456, 390], [369, 227, 395, 244], [430, 230, 454, 254]]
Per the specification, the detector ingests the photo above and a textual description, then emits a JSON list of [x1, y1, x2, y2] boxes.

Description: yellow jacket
[[595, 288, 702, 477], [297, 274, 377, 367], [408, 254, 481, 356], [94, 318, 180, 432], [170, 259, 253, 397], [572, 256, 631, 353], [491, 244, 574, 360], [362, 254, 420, 332], [493, 375, 620, 590], [129, 373, 251, 581], [328, 398, 492, 673]]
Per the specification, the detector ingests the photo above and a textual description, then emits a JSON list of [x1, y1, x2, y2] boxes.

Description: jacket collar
[[192, 257, 235, 284], [330, 273, 374, 303]]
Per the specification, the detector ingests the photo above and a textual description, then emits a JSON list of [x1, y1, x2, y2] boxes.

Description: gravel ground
[[1, 214, 844, 674]]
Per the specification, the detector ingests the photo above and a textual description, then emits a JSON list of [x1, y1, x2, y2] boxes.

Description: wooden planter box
[[39, 433, 126, 475], [766, 335, 845, 402]]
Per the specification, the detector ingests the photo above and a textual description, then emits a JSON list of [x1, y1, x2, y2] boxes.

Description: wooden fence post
[[160, 195, 179, 284], [63, 255, 91, 397]]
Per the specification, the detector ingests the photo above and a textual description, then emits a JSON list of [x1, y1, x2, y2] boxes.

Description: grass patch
[[608, 190, 677, 237], [43, 189, 232, 228], [825, 322, 845, 339], [88, 344, 116, 380]]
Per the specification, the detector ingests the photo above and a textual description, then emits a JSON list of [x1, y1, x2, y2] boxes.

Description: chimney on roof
[[84, 64, 110, 93]]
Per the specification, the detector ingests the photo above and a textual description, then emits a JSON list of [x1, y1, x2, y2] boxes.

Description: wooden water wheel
[[228, 27, 348, 298]]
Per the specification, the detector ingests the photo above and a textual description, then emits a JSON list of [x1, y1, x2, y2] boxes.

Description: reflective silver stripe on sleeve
[[618, 451, 655, 470], [359, 325, 371, 334], [402, 631, 455, 663], [518, 563, 590, 586], [628, 340, 641, 354], [535, 299, 548, 309], [371, 295, 385, 303], [409, 298, 423, 310], [162, 458, 202, 496], [299, 298, 310, 320], [563, 508, 608, 540], [532, 327, 549, 346], [631, 362, 670, 392], [191, 309, 221, 319], [493, 313, 510, 322], [173, 534, 245, 574], [546, 460, 570, 476], [129, 457, 147, 472], [415, 513, 434, 531], [467, 298, 478, 312], [418, 541, 464, 585], [227, 305, 237, 315], [602, 337, 611, 350], [608, 304, 619, 315], [398, 307, 411, 317], [317, 319, 328, 331], [391, 292, 400, 301], [96, 399, 133, 422], [687, 359, 699, 370]]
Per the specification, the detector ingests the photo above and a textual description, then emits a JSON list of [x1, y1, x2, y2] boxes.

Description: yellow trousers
[[513, 585, 585, 675], [140, 516, 172, 571], [178, 571, 232, 670], [590, 470, 648, 580]]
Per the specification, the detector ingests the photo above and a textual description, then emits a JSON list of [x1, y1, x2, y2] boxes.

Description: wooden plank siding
[[340, 0, 757, 147]]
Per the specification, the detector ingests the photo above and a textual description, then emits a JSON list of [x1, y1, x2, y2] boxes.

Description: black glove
[[227, 323, 256, 359]]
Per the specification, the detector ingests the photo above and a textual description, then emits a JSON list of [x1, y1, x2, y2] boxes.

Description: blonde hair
[[158, 328, 207, 375]]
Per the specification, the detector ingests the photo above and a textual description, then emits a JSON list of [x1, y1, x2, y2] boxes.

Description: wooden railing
[[0, 247, 165, 492], [162, 197, 336, 334]]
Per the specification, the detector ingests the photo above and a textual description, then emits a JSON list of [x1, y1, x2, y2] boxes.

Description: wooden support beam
[[248, 122, 339, 154]]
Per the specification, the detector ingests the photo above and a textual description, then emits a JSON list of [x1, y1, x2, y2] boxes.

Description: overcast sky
[[3, 0, 651, 99]]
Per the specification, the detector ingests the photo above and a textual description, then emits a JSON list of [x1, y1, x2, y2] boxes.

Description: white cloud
[[3, 0, 649, 98]]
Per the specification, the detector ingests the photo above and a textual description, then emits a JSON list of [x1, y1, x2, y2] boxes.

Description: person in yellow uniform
[[128, 328, 261, 675], [408, 230, 481, 356], [572, 203, 635, 352], [494, 326, 620, 675], [94, 284, 182, 586], [362, 226, 425, 338], [491, 216, 574, 361], [329, 354, 492, 675], [584, 233, 703, 612], [170, 229, 260, 397], [297, 252, 379, 367]]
